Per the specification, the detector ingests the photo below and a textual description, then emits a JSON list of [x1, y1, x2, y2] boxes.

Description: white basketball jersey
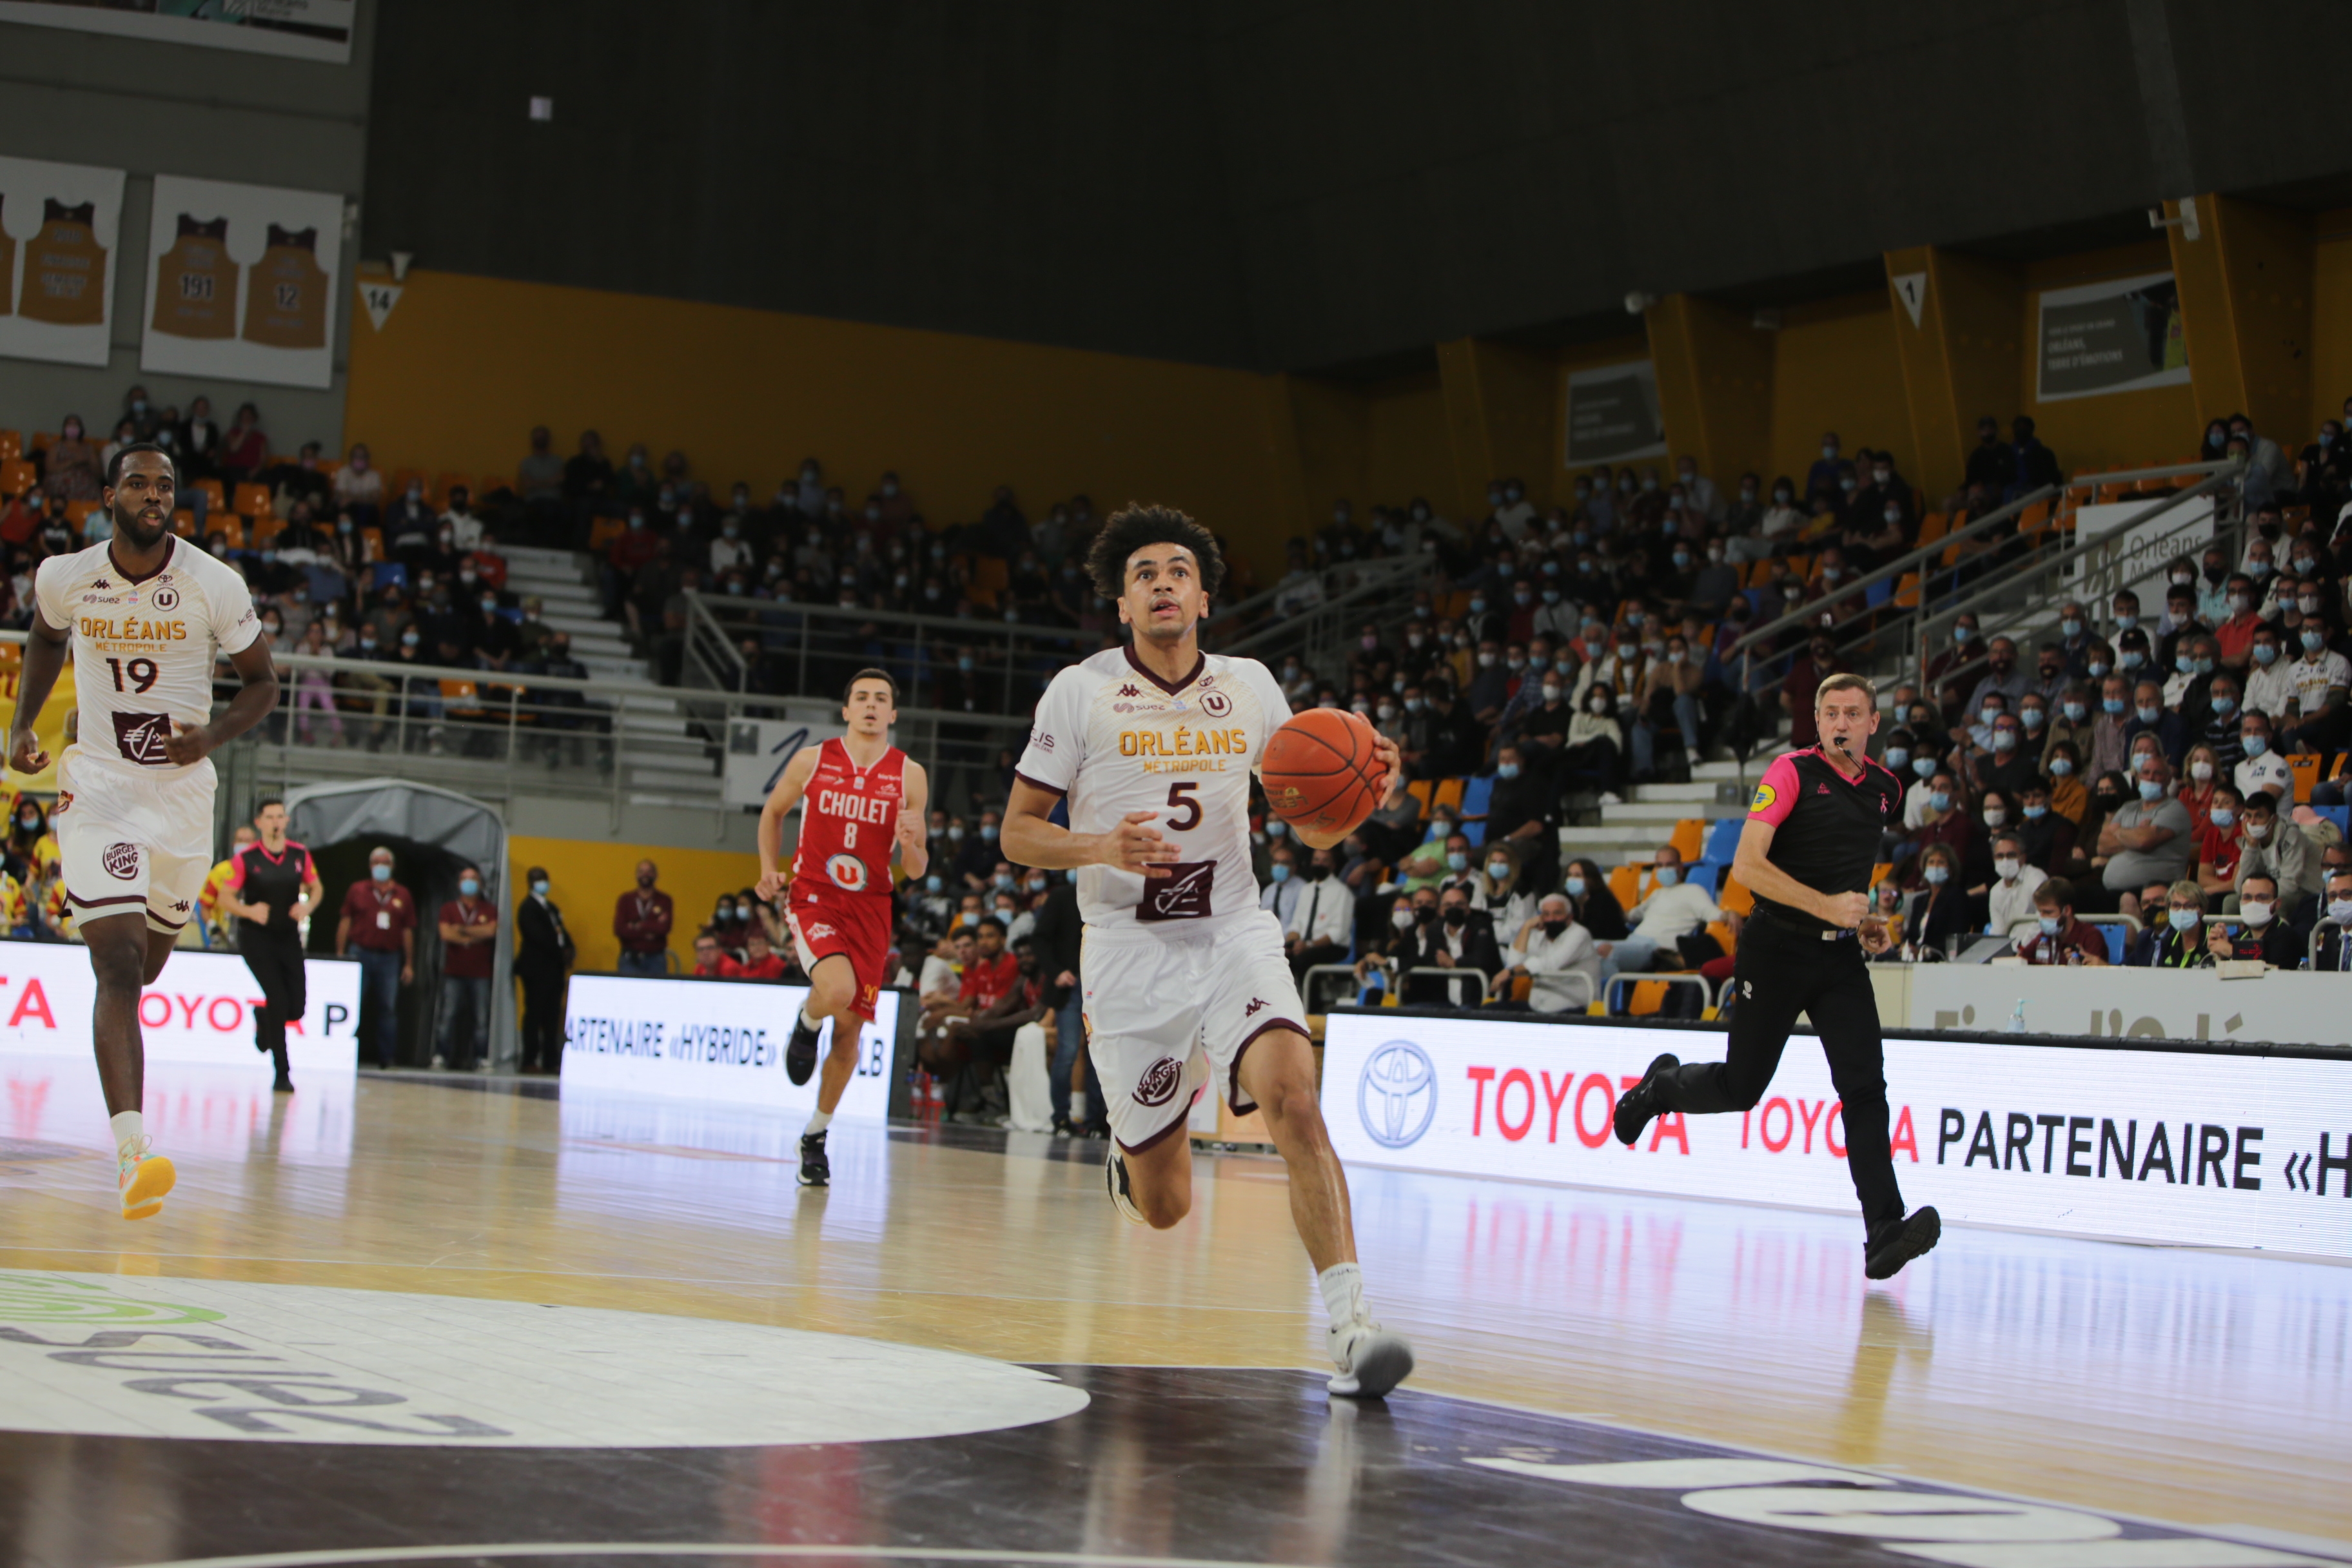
[[1015, 645, 1289, 931], [34, 536, 262, 783]]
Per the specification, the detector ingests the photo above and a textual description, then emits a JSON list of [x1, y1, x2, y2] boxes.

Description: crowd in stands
[[9, 389, 2352, 1108]]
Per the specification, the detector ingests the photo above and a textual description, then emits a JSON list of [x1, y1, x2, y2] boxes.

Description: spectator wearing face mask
[[1906, 845, 1975, 952], [2015, 781, 2078, 876], [1982, 832, 2048, 937], [2122, 680, 2184, 767], [2193, 783, 2247, 901], [1494, 894, 1599, 1013], [2098, 757, 2193, 916], [2208, 872, 2300, 966], [955, 809, 1003, 890], [2122, 881, 2215, 966], [1400, 884, 1504, 1007], [2309, 868, 2352, 971], [1899, 769, 1970, 886], [513, 866, 574, 1074], [1631, 634, 1704, 780], [1594, 848, 1718, 987], [2012, 878, 2107, 965], [2274, 615, 2351, 761], [2233, 787, 2320, 919], [2234, 712, 2295, 804], [1470, 842, 1536, 948], [435, 865, 499, 1072]]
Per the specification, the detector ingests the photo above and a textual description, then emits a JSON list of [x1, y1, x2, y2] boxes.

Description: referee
[[222, 798, 320, 1095], [1613, 672, 1941, 1280]]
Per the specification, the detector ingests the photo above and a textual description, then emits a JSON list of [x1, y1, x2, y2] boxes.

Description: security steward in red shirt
[[1613, 672, 1942, 1281]]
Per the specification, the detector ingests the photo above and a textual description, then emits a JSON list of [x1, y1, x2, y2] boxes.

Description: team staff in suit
[[1400, 883, 1504, 1006], [513, 865, 575, 1074]]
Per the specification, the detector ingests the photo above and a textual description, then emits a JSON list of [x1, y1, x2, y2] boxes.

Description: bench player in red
[[756, 668, 928, 1186]]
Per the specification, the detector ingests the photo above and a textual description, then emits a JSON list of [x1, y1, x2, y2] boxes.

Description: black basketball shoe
[[798, 1130, 830, 1187], [785, 1013, 821, 1086], [1612, 1053, 1680, 1146], [1864, 1206, 1941, 1280]]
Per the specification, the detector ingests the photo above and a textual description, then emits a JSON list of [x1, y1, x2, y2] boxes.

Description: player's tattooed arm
[[5, 609, 68, 776], [754, 746, 823, 901]]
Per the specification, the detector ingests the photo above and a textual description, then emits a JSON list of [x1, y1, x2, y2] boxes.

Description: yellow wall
[[2311, 215, 2352, 435], [1361, 373, 1455, 511], [344, 270, 1296, 578], [2015, 242, 2199, 473], [507, 834, 761, 975], [1765, 294, 1913, 490]]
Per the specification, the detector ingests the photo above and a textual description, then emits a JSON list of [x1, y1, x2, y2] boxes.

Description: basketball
[[1260, 707, 1384, 837]]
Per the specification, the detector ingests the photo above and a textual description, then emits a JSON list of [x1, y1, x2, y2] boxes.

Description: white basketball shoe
[[1328, 1318, 1415, 1398]]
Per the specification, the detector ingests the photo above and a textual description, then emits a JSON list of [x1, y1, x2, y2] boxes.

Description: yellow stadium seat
[[2289, 753, 2321, 801], [971, 556, 1009, 601], [1669, 818, 1704, 862], [1869, 861, 1893, 887], [1893, 571, 1921, 609], [587, 515, 623, 553], [211, 516, 246, 551], [192, 478, 226, 514], [1607, 863, 1642, 910], [1627, 979, 1669, 1016], [64, 500, 99, 534], [1406, 779, 1434, 810], [440, 678, 484, 719], [360, 525, 386, 561], [1705, 919, 1737, 958], [1718, 874, 1754, 916], [1433, 778, 1465, 814], [233, 483, 272, 518], [1915, 512, 1949, 547], [0, 459, 34, 497], [248, 516, 285, 549], [0, 431, 21, 461], [170, 509, 196, 537]]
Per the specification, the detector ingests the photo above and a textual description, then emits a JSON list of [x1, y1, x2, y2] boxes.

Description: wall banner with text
[[140, 174, 344, 389], [0, 1, 355, 64], [1324, 1010, 2352, 1259], [1564, 360, 1667, 466], [2035, 271, 2190, 402], [0, 155, 126, 369]]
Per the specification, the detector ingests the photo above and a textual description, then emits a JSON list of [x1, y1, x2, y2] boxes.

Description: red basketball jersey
[[790, 738, 906, 897]]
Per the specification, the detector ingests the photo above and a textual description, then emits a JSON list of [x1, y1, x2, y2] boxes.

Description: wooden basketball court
[[1, 1066, 2346, 1567]]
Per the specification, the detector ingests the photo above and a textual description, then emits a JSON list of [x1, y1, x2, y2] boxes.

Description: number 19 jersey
[[1015, 646, 1290, 932], [34, 536, 261, 784]]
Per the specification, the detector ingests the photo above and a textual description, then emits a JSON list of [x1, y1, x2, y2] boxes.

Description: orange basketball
[[1261, 707, 1385, 838]]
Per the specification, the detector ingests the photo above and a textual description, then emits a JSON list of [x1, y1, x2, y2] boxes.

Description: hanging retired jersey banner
[[139, 174, 344, 389], [0, 155, 125, 368]]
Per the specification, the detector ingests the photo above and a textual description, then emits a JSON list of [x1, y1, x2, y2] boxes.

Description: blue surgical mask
[[2122, 651, 2145, 671], [1912, 757, 1935, 778], [2061, 619, 2082, 638], [2138, 779, 2166, 801], [459, 877, 480, 896], [1266, 819, 1287, 838], [2253, 643, 2279, 665], [1446, 852, 1469, 873], [925, 875, 943, 893], [2305, 629, 2328, 652], [2038, 916, 2061, 935], [1955, 627, 1972, 645], [981, 824, 998, 841], [2064, 702, 2086, 723], [1271, 863, 1291, 883], [2196, 657, 2214, 675], [2114, 615, 2137, 632], [371, 863, 391, 882], [2103, 698, 2126, 716], [2242, 734, 2268, 758], [2136, 705, 2160, 725], [1924, 865, 1950, 886], [2050, 758, 2073, 777], [2168, 907, 2200, 930], [1496, 762, 1520, 779], [2175, 656, 2194, 675], [2087, 661, 2110, 679], [1992, 731, 2016, 752], [1565, 876, 1587, 897], [2021, 708, 2045, 730], [530, 879, 549, 896], [1654, 865, 1679, 887], [2024, 803, 2048, 820], [1928, 791, 1951, 812], [2210, 808, 2235, 829], [1884, 747, 1910, 770]]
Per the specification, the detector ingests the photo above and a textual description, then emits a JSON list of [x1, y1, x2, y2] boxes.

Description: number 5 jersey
[[34, 536, 262, 783], [1014, 647, 1289, 932]]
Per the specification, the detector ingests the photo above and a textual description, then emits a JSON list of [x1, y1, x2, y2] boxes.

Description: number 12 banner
[[140, 174, 344, 390]]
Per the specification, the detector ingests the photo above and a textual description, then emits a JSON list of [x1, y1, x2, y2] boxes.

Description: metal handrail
[[1720, 484, 2062, 663], [1912, 466, 2242, 696]]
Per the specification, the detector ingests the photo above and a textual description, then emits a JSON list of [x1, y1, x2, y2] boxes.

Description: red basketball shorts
[[786, 883, 891, 1021]]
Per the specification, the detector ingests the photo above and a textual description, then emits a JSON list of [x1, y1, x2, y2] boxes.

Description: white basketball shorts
[[54, 750, 215, 936], [1081, 908, 1308, 1153]]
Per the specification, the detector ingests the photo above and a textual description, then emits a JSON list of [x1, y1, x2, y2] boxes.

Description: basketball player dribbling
[[6, 444, 280, 1220], [755, 669, 928, 1187], [1001, 504, 1415, 1398]]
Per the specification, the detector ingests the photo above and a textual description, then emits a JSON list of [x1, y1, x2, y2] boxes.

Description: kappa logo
[[92, 577, 111, 589], [1118, 684, 1141, 698], [1244, 997, 1268, 1017], [1133, 1055, 1185, 1108], [805, 922, 838, 943], [101, 843, 140, 881]]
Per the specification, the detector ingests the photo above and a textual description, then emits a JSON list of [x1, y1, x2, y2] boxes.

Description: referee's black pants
[[1653, 916, 1904, 1232], [239, 926, 307, 1083]]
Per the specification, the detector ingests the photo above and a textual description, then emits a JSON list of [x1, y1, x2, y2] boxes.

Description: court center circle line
[[115, 1543, 1330, 1568]]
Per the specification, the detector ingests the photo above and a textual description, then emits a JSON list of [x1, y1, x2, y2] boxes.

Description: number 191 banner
[[1323, 1011, 2352, 1260], [562, 973, 902, 1121], [140, 174, 344, 390]]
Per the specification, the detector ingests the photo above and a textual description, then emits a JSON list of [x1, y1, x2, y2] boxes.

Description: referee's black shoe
[[1612, 1053, 1679, 1147], [1864, 1206, 1941, 1279], [785, 1013, 821, 1086]]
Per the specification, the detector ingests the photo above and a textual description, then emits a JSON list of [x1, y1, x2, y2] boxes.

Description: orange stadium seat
[[1668, 819, 1705, 862], [211, 516, 246, 551], [0, 431, 21, 462], [234, 483, 273, 518], [64, 500, 99, 534], [436, 471, 473, 504], [1717, 874, 1754, 917], [170, 509, 196, 537], [193, 478, 226, 513], [0, 460, 34, 498], [1607, 863, 1642, 911]]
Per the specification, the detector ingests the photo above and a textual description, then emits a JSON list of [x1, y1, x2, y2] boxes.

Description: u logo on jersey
[[826, 853, 868, 892]]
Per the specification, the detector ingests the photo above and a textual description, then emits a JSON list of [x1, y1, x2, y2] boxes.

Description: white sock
[[1318, 1262, 1367, 1329], [804, 1109, 832, 1136], [110, 1111, 144, 1157], [798, 1007, 823, 1032]]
